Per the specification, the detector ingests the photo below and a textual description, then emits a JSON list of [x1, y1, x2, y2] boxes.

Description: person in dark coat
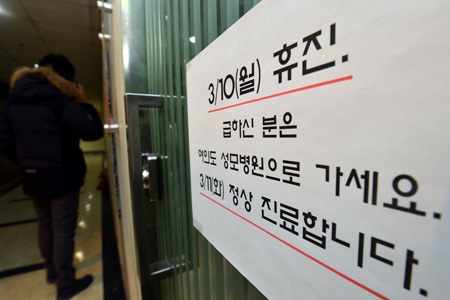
[[0, 54, 104, 300]]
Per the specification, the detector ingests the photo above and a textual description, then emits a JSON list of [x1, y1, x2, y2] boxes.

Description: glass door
[[120, 0, 267, 299], [125, 94, 165, 298], [125, 93, 267, 300]]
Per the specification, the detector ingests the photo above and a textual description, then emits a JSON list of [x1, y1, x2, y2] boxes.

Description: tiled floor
[[0, 153, 105, 300]]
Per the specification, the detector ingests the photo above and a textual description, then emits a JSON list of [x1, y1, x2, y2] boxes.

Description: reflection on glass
[[75, 251, 84, 262], [78, 220, 87, 229]]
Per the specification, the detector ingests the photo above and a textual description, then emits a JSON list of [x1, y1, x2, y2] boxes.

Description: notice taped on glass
[[186, 1, 450, 299]]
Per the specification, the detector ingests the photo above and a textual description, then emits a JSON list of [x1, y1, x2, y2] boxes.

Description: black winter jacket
[[0, 67, 104, 197]]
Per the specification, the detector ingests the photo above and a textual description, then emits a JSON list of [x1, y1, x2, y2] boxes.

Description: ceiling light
[[190, 36, 196, 43]]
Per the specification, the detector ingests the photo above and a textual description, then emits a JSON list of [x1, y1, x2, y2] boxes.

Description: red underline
[[208, 75, 353, 113], [200, 192, 389, 300]]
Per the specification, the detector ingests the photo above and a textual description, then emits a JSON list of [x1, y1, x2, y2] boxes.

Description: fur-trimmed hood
[[10, 66, 81, 101]]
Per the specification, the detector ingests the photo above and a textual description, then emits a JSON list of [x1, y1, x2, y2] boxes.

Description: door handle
[[104, 123, 120, 133], [142, 153, 161, 202]]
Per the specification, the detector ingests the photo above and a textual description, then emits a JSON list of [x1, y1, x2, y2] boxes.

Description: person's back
[[0, 54, 103, 300], [4, 66, 103, 197]]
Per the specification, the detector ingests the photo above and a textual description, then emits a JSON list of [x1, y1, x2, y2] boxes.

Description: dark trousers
[[31, 190, 79, 288]]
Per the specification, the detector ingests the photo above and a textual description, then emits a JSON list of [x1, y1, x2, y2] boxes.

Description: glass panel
[[227, 0, 240, 27], [123, 0, 266, 299]]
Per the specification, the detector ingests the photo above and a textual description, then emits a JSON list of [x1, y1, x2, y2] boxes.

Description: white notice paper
[[187, 1, 450, 299]]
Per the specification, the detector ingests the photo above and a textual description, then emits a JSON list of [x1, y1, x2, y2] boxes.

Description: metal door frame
[[125, 93, 164, 287]]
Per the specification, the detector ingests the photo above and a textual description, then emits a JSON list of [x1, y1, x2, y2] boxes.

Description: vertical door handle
[[142, 153, 161, 202]]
